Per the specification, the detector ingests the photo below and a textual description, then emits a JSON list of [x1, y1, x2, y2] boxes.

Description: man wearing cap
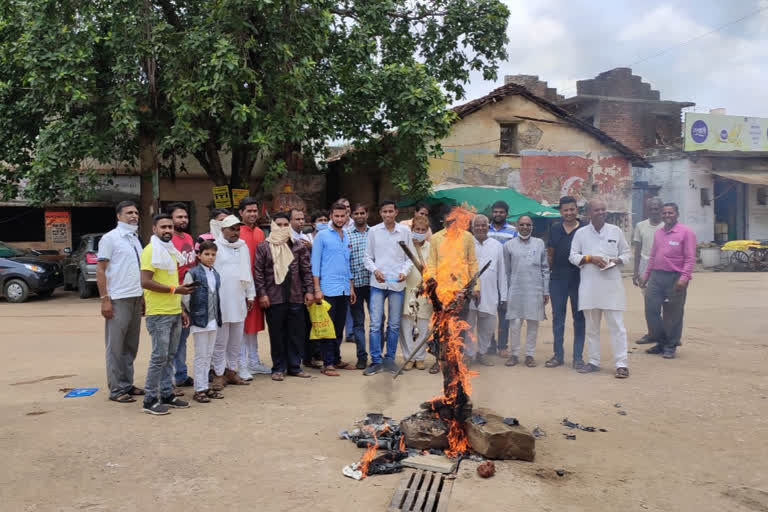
[[545, 196, 586, 370], [211, 214, 256, 389]]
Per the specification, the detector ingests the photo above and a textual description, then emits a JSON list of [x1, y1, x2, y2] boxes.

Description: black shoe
[[176, 376, 194, 387], [356, 359, 367, 370], [578, 363, 600, 374], [161, 396, 190, 409], [383, 359, 399, 374], [363, 363, 383, 376], [645, 345, 663, 354], [635, 334, 656, 345], [142, 398, 170, 415]]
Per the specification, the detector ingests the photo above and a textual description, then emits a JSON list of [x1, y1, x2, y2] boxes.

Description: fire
[[423, 206, 477, 458], [358, 426, 378, 478]]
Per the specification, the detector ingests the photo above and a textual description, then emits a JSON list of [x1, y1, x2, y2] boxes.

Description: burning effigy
[[342, 207, 535, 480]]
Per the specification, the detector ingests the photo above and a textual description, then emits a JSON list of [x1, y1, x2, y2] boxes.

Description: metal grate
[[388, 470, 454, 512]]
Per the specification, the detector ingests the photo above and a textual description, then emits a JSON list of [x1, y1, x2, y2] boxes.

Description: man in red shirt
[[168, 202, 197, 389], [640, 202, 696, 359], [237, 197, 270, 380]]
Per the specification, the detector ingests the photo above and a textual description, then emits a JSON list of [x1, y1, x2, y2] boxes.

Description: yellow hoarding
[[684, 113, 768, 152], [212, 185, 232, 208], [231, 188, 249, 209]]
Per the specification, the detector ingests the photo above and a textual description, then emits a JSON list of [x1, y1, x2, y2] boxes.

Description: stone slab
[[401, 454, 457, 474]]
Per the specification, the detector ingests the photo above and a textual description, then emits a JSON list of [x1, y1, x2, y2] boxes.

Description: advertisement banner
[[212, 186, 232, 208], [45, 211, 70, 245], [684, 113, 768, 152], [231, 188, 249, 209]]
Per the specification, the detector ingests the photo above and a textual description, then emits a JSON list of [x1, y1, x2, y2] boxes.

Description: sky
[[458, 0, 768, 118]]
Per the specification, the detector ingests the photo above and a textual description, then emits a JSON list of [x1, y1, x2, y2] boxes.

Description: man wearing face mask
[[97, 201, 145, 404], [211, 215, 257, 389], [308, 211, 329, 244], [503, 215, 549, 368], [253, 212, 314, 381]]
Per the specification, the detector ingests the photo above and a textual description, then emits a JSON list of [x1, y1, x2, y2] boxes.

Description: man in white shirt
[[363, 200, 413, 375], [289, 208, 312, 246], [466, 215, 506, 367], [211, 215, 256, 389], [96, 201, 146, 404], [632, 197, 663, 344], [569, 198, 631, 379]]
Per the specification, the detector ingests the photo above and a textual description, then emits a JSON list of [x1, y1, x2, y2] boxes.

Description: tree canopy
[[0, 0, 509, 205]]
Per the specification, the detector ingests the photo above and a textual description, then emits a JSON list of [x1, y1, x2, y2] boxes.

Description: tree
[[0, 0, 509, 205]]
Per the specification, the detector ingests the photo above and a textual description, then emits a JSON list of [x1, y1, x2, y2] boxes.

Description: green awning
[[400, 185, 560, 221]]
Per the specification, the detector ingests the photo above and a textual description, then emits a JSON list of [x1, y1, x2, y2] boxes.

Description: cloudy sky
[[459, 0, 768, 117]]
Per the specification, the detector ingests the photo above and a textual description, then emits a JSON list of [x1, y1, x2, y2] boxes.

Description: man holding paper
[[569, 198, 631, 379]]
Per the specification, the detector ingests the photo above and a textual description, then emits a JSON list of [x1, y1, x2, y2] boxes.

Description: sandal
[[271, 372, 285, 381], [335, 361, 352, 370], [544, 357, 563, 368], [615, 367, 630, 379], [193, 391, 210, 403], [110, 393, 136, 403], [206, 389, 224, 399], [525, 356, 537, 368], [128, 386, 145, 396], [288, 371, 311, 378], [428, 362, 440, 374], [321, 366, 340, 377], [172, 387, 185, 396], [505, 356, 519, 367]]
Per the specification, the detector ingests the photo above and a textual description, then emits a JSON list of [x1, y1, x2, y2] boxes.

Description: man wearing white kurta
[[211, 215, 256, 389], [569, 198, 631, 379], [466, 215, 506, 366], [504, 215, 549, 368]]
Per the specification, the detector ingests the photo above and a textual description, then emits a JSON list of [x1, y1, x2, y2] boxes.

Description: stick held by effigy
[[392, 259, 491, 379]]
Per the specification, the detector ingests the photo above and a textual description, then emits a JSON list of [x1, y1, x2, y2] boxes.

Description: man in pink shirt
[[640, 202, 696, 359]]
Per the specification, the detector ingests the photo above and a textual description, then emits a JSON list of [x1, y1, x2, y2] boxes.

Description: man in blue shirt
[[488, 200, 517, 357], [544, 196, 586, 370], [311, 202, 356, 376]]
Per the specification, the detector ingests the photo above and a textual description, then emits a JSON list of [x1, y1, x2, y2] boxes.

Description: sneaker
[[662, 350, 676, 359], [572, 359, 585, 370], [248, 363, 272, 375], [161, 396, 190, 408], [383, 359, 399, 374], [476, 353, 495, 367], [524, 356, 537, 368], [363, 363, 383, 376], [403, 361, 414, 371], [238, 368, 254, 381], [645, 345, 663, 355], [142, 398, 170, 415], [355, 359, 367, 370], [578, 363, 601, 374]]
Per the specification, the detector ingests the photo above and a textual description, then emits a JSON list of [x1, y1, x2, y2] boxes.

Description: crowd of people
[[96, 192, 697, 415]]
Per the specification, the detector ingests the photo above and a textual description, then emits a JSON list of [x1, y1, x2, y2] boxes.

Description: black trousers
[[266, 302, 305, 374], [645, 270, 687, 351], [322, 295, 349, 367]]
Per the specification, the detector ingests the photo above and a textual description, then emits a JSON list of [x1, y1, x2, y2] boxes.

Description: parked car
[[63, 233, 104, 299], [0, 241, 64, 303]]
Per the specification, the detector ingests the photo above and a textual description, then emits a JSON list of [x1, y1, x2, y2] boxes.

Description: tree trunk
[[193, 137, 228, 186]]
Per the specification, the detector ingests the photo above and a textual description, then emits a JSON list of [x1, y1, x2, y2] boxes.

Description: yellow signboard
[[212, 186, 232, 208], [684, 113, 768, 152], [231, 188, 249, 209]]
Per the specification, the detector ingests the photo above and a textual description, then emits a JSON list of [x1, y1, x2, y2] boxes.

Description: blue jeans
[[350, 285, 371, 362], [173, 326, 190, 384], [369, 287, 404, 364], [550, 278, 585, 362], [144, 314, 182, 400]]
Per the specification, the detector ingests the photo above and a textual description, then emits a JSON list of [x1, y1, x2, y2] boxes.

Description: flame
[[358, 426, 378, 478], [399, 435, 406, 452], [423, 206, 477, 458]]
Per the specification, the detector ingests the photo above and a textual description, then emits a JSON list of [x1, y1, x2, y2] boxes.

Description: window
[[499, 123, 518, 154], [758, 188, 767, 206]]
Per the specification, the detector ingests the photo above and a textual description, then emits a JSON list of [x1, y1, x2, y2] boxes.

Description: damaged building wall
[[634, 158, 715, 242], [428, 93, 633, 227]]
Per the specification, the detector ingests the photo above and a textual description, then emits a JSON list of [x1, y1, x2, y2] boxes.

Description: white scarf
[[210, 219, 253, 285], [518, 232, 531, 240], [117, 221, 138, 235], [150, 235, 183, 271]]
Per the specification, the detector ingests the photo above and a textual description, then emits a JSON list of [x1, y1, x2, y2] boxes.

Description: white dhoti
[[212, 321, 245, 375], [465, 309, 497, 357], [583, 309, 627, 369], [509, 319, 539, 357], [399, 316, 429, 362]]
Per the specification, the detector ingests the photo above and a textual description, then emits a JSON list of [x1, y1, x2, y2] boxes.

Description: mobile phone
[[188, 281, 203, 288]]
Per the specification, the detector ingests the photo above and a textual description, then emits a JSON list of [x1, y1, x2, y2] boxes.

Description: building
[[558, 67, 768, 243]]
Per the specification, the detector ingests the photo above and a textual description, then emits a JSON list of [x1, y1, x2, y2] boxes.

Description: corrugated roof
[[452, 83, 651, 167]]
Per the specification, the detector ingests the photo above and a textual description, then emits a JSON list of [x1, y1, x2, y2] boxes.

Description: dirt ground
[[1, 272, 767, 511]]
